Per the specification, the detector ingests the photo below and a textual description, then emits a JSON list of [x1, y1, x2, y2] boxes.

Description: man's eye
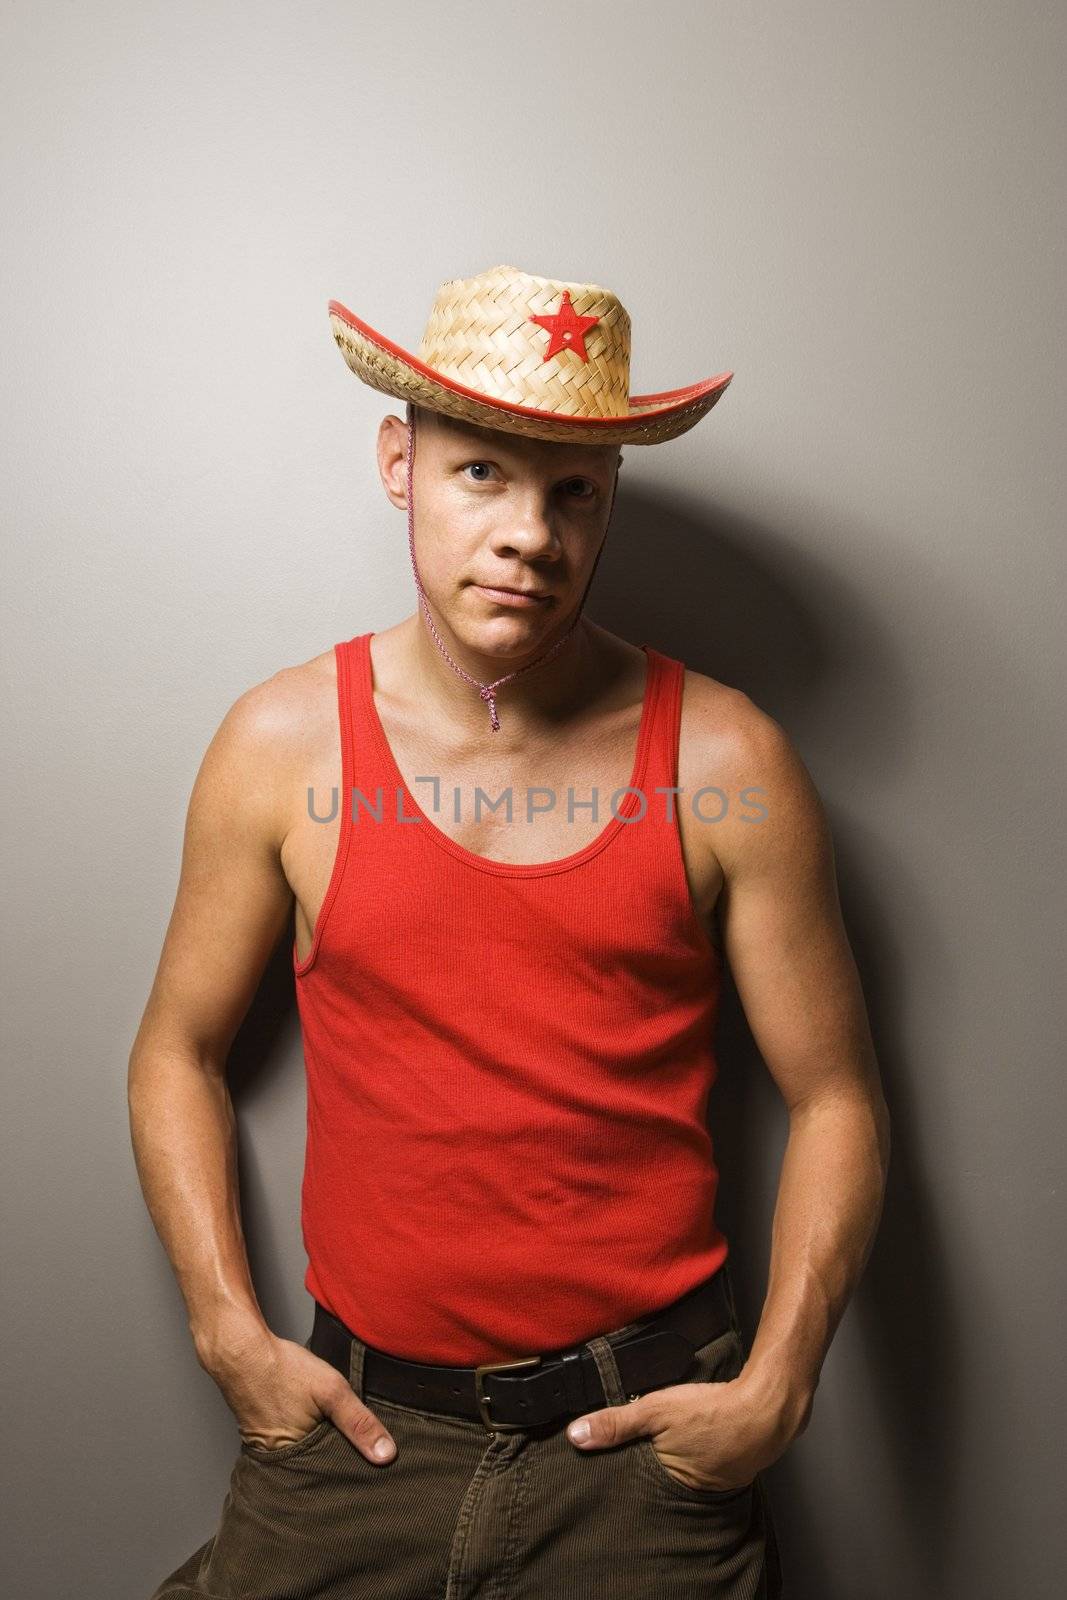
[[460, 464, 594, 497]]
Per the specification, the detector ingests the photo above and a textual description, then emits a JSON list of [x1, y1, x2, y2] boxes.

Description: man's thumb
[[337, 1395, 397, 1463], [567, 1400, 645, 1450]]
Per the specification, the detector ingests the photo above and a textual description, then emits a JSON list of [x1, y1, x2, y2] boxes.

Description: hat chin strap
[[405, 409, 619, 733]]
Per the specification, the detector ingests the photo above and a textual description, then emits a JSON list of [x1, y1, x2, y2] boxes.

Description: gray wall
[[2, 3, 1063, 1597]]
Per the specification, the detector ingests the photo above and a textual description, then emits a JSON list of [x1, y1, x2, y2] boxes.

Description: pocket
[[239, 1415, 335, 1463], [632, 1325, 757, 1503]]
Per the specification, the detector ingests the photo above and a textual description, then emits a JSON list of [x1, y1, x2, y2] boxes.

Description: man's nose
[[490, 495, 561, 558]]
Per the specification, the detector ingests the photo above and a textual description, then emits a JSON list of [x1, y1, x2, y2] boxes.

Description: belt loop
[[348, 1332, 367, 1400], [585, 1334, 631, 1407]]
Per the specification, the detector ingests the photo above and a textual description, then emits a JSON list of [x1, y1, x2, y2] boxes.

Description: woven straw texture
[[328, 264, 731, 446]]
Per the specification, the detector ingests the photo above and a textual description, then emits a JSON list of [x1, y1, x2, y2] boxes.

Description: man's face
[[378, 406, 622, 656]]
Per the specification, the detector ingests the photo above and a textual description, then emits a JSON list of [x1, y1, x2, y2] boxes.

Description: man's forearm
[[738, 1084, 891, 1439], [127, 1044, 272, 1370]]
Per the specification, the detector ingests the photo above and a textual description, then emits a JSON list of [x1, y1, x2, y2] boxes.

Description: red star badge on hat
[[528, 290, 600, 364]]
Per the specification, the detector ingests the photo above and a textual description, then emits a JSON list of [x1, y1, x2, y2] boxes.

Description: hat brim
[[327, 300, 732, 446]]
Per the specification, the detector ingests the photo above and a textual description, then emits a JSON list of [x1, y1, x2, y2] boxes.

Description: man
[[131, 264, 890, 1599]]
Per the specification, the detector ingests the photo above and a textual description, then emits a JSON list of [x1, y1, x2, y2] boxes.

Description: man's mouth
[[473, 583, 553, 606]]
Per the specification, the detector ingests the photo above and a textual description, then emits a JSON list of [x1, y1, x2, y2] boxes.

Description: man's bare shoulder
[[207, 645, 335, 765], [679, 666, 827, 866], [679, 664, 785, 767], [238, 644, 336, 732], [189, 647, 339, 851]]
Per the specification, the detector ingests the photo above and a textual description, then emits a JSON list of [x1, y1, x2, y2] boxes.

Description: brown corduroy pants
[[149, 1300, 784, 1599]]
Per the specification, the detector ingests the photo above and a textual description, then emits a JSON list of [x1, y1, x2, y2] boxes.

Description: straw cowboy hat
[[327, 263, 733, 447]]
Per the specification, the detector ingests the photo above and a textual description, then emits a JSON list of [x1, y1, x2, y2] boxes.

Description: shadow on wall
[[219, 481, 955, 1600]]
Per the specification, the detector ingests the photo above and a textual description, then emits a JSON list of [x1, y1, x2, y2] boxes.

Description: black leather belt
[[308, 1266, 734, 1433]]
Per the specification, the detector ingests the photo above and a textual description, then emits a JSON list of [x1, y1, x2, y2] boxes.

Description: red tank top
[[293, 631, 728, 1364]]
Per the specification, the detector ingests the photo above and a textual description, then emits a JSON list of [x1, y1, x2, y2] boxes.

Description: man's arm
[[564, 689, 890, 1485], [711, 702, 891, 1441], [127, 673, 399, 1462], [127, 681, 296, 1367]]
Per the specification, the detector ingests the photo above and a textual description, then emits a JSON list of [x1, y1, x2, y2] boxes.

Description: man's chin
[[445, 594, 570, 657]]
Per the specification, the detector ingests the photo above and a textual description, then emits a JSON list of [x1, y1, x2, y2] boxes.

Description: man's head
[[377, 401, 623, 663], [331, 263, 730, 729]]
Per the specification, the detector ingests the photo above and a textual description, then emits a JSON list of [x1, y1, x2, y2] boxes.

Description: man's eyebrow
[[447, 440, 616, 475]]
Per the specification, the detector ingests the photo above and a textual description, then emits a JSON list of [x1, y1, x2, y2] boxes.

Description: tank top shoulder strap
[[337, 631, 385, 783], [294, 635, 364, 977], [639, 643, 685, 799], [332, 633, 358, 787], [332, 631, 383, 815]]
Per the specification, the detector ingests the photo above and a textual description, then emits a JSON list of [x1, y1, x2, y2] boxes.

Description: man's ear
[[377, 412, 414, 511]]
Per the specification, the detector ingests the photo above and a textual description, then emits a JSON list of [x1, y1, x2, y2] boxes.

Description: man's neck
[[384, 610, 619, 748]]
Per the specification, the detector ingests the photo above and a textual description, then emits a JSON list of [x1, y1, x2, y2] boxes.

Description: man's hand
[[565, 1371, 800, 1493], [203, 1323, 398, 1465]]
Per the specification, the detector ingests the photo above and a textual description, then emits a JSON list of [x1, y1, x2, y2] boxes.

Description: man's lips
[[473, 583, 553, 604]]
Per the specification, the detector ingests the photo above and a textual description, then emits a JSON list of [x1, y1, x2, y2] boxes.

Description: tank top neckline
[[354, 630, 667, 879]]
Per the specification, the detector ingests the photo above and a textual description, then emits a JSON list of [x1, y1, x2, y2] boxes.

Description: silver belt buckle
[[473, 1354, 542, 1432]]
